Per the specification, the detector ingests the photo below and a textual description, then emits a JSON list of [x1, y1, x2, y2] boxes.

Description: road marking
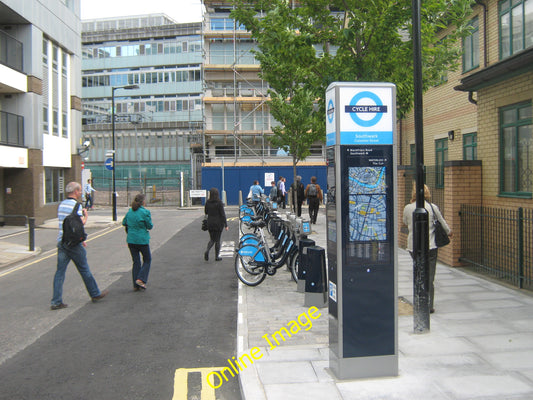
[[173, 367, 224, 400], [219, 241, 235, 258], [0, 225, 123, 278], [227, 216, 239, 221]]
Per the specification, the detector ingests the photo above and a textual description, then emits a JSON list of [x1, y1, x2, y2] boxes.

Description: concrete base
[[329, 349, 398, 380], [297, 279, 305, 293], [304, 291, 327, 308]]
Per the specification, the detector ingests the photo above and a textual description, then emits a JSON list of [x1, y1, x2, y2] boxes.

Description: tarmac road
[[0, 207, 242, 400]]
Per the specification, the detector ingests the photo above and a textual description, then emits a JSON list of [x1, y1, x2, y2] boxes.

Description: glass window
[[42, 39, 48, 64], [53, 110, 59, 136], [463, 17, 480, 72], [62, 112, 68, 138], [435, 138, 448, 188], [500, 101, 533, 195], [43, 107, 48, 134], [499, 0, 533, 59], [45, 168, 65, 203], [463, 132, 478, 160]]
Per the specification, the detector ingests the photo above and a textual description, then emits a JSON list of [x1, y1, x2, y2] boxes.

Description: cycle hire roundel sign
[[338, 84, 394, 145]]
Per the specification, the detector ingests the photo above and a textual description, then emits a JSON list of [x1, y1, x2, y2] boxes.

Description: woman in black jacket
[[204, 188, 228, 261]]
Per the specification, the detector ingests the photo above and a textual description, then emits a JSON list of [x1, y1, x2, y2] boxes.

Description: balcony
[[0, 30, 26, 94], [0, 110, 24, 147]]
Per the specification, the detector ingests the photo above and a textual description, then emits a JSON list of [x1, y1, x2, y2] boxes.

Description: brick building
[[399, 0, 532, 270]]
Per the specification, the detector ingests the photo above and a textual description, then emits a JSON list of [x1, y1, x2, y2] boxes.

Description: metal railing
[[0, 110, 25, 147], [92, 177, 190, 208], [460, 205, 533, 289], [0, 30, 23, 72]]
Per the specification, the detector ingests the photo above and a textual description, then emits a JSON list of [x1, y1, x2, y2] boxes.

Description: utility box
[[326, 82, 398, 380]]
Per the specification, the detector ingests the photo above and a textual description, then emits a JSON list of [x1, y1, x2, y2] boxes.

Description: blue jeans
[[128, 243, 152, 286], [85, 194, 93, 209], [52, 242, 101, 306]]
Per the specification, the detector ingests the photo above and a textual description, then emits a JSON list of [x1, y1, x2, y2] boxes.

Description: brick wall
[[397, 161, 482, 267]]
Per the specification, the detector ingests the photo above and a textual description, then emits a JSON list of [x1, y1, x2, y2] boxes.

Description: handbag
[[429, 203, 450, 248], [201, 217, 208, 231]]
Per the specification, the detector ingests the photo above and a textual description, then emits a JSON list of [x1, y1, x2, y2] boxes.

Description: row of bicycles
[[235, 196, 311, 286]]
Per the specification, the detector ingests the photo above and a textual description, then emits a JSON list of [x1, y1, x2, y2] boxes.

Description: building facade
[[81, 15, 203, 201], [399, 0, 532, 269], [201, 0, 326, 170], [0, 0, 83, 223]]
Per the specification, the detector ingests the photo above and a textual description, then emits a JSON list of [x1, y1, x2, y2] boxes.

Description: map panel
[[348, 167, 387, 241]]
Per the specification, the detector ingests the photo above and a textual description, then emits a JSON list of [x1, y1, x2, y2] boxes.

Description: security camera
[[83, 140, 91, 148]]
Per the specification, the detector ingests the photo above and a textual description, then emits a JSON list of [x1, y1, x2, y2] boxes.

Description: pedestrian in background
[[122, 193, 153, 291], [84, 178, 96, 210], [269, 180, 278, 203], [402, 184, 452, 313], [304, 176, 323, 224], [204, 187, 228, 261], [51, 181, 108, 310], [290, 175, 305, 217], [277, 177, 287, 209], [249, 180, 264, 203]]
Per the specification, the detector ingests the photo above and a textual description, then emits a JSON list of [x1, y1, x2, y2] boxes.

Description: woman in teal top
[[122, 193, 153, 290]]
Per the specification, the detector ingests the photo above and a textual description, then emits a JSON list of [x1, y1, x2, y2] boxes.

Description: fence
[[460, 205, 533, 290], [91, 177, 188, 207]]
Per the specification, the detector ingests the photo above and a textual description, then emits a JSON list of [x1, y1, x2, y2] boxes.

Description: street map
[[348, 166, 387, 241]]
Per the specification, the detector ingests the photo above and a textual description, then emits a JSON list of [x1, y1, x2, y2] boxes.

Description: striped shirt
[[57, 198, 82, 242]]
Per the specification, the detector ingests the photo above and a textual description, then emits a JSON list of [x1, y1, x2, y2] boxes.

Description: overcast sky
[[80, 0, 204, 23]]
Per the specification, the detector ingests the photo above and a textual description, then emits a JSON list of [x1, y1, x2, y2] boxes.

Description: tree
[[232, 0, 475, 180]]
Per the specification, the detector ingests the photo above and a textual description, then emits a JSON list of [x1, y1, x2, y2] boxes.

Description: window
[[435, 138, 448, 188], [52, 45, 58, 71], [62, 52, 68, 76], [42, 39, 48, 64], [463, 17, 480, 72], [62, 112, 68, 138], [43, 107, 48, 134], [500, 102, 532, 196], [499, 0, 533, 59], [463, 132, 478, 160], [45, 168, 65, 203], [52, 110, 59, 135]]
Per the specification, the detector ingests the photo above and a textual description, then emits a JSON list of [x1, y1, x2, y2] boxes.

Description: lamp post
[[111, 84, 139, 221]]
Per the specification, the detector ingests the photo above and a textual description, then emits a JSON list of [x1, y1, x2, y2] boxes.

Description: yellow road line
[[173, 367, 224, 400], [0, 225, 123, 278]]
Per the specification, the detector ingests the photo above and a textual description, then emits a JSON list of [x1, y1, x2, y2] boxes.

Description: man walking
[[290, 176, 305, 217], [304, 176, 323, 224], [277, 177, 287, 209], [51, 181, 108, 310], [84, 178, 96, 210]]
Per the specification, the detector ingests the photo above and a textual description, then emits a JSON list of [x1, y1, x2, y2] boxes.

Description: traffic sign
[[105, 157, 114, 170]]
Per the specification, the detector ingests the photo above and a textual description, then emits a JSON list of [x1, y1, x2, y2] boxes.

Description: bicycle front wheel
[[289, 250, 299, 283], [235, 254, 266, 286]]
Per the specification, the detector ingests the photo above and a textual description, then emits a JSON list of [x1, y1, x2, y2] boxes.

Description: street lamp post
[[111, 84, 139, 221]]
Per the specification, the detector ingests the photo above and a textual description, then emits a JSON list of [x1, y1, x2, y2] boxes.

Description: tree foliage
[[232, 0, 475, 170]]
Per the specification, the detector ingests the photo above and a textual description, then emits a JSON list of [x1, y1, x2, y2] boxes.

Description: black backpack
[[307, 183, 317, 197], [62, 202, 87, 247]]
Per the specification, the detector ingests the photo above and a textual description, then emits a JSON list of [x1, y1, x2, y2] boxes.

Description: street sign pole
[[412, 0, 430, 333]]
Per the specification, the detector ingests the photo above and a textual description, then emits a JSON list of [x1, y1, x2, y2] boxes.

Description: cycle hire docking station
[[326, 82, 398, 380]]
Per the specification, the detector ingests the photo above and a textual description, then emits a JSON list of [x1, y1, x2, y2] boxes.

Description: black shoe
[[204, 251, 209, 261], [91, 289, 109, 302], [51, 303, 68, 310], [215, 257, 223, 261], [430, 308, 435, 314]]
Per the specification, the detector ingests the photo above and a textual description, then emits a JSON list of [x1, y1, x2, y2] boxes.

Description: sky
[[80, 0, 204, 23]]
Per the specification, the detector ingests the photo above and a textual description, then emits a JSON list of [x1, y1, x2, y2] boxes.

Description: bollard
[[304, 246, 327, 308], [297, 238, 316, 292], [28, 217, 35, 251]]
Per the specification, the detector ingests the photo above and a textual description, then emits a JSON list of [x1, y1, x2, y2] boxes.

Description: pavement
[[2, 207, 533, 399]]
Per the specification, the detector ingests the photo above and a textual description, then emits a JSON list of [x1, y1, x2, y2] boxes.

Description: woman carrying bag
[[402, 184, 452, 313], [204, 188, 228, 261], [122, 193, 153, 291]]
